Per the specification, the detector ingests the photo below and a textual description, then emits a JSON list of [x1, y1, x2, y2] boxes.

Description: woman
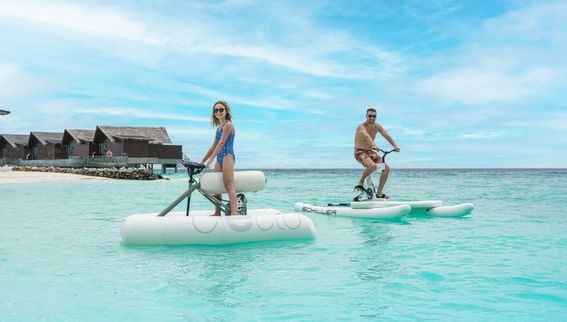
[[201, 101, 237, 216]]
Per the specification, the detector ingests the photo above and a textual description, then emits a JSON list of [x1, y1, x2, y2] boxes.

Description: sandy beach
[[0, 167, 110, 184]]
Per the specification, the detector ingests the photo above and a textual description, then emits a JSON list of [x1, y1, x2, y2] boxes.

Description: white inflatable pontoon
[[120, 162, 316, 246], [424, 203, 474, 217], [351, 200, 443, 209], [121, 209, 315, 246], [294, 202, 411, 219], [351, 200, 474, 217]]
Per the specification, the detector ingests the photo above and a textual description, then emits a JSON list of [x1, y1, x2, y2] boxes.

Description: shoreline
[[0, 167, 111, 184]]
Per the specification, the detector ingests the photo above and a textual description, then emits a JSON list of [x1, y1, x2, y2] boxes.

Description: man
[[354, 107, 400, 199]]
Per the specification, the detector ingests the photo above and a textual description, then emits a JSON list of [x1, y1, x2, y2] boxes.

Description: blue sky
[[0, 0, 565, 168]]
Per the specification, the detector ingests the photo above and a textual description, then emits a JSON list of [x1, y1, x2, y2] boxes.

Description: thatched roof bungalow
[[28, 131, 65, 160], [0, 134, 30, 160], [93, 126, 182, 163], [62, 129, 95, 158]]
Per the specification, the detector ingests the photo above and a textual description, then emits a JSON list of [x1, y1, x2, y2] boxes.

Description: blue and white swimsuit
[[216, 122, 235, 166]]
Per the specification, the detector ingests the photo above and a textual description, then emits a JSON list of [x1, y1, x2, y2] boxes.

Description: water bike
[[296, 149, 474, 218], [120, 161, 316, 245]]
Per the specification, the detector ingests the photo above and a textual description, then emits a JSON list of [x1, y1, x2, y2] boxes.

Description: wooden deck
[[8, 156, 182, 169]]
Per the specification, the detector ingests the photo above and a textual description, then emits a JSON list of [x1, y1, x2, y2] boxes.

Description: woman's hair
[[211, 100, 232, 127]]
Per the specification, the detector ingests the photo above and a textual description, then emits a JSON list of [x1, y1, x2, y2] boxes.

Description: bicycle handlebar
[[377, 149, 395, 163]]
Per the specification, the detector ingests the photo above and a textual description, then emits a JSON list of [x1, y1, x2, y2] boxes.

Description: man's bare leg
[[358, 158, 378, 187], [376, 164, 390, 197]]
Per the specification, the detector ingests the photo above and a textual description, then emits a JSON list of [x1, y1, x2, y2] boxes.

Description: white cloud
[[0, 0, 402, 80], [483, 1, 567, 43], [414, 1, 566, 104], [183, 84, 295, 111], [75, 107, 209, 123], [417, 66, 556, 103], [0, 1, 165, 45], [456, 132, 502, 140], [403, 0, 463, 20], [165, 126, 212, 137], [0, 63, 48, 100], [190, 43, 336, 78], [386, 125, 427, 138], [168, 125, 270, 141], [0, 63, 23, 98], [540, 113, 567, 132]]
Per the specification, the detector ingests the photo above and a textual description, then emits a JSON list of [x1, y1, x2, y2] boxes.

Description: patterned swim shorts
[[354, 149, 382, 164]]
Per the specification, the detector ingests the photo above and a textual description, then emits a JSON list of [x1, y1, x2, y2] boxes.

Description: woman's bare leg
[[222, 155, 237, 215], [213, 162, 222, 216]]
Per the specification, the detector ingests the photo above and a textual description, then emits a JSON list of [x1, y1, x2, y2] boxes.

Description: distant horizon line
[[221, 167, 567, 170]]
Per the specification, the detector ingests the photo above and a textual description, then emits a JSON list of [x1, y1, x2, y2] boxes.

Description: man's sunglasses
[[367, 114, 377, 118], [214, 108, 225, 113]]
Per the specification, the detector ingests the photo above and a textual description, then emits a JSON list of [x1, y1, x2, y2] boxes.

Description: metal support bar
[[158, 183, 201, 217], [201, 192, 231, 215]]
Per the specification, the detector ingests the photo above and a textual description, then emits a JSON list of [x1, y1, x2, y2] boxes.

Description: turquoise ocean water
[[1, 169, 567, 321]]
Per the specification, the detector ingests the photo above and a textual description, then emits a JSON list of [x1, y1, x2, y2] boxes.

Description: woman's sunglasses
[[214, 108, 225, 113]]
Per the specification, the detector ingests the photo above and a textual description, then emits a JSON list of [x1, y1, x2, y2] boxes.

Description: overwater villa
[[93, 126, 182, 166], [0, 134, 30, 160], [28, 131, 65, 160], [62, 129, 96, 158]]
